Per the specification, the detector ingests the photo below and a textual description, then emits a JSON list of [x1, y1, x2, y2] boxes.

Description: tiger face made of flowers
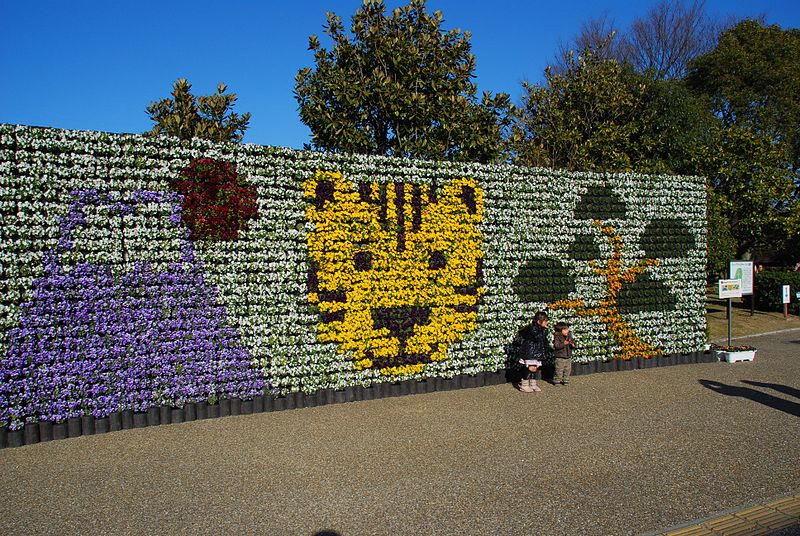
[[304, 170, 484, 377]]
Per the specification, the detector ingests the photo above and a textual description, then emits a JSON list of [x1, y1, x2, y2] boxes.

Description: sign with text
[[783, 285, 791, 304], [729, 260, 754, 295], [719, 279, 743, 299]]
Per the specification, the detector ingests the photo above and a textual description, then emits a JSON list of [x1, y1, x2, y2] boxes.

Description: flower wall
[[0, 124, 707, 429]]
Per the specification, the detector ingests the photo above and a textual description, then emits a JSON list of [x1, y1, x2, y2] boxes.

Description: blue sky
[[1, 0, 797, 150]]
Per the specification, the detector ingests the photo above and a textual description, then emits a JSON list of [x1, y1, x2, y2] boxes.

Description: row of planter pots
[[0, 350, 713, 449]]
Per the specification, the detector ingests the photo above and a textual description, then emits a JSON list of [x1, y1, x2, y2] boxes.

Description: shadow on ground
[[699, 379, 800, 417]]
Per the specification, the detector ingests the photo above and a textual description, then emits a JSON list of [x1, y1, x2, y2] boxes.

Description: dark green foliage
[[706, 188, 737, 276], [569, 232, 603, 261], [617, 272, 677, 314], [574, 185, 626, 221], [514, 258, 576, 303], [687, 20, 800, 259], [753, 269, 800, 314], [294, 0, 512, 163], [641, 217, 696, 259], [145, 79, 251, 143], [687, 20, 800, 175]]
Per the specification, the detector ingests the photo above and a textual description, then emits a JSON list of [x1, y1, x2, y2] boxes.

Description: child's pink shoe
[[530, 379, 542, 392], [518, 378, 534, 393]]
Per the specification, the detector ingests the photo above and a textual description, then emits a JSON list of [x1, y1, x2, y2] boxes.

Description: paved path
[[1, 331, 799, 535]]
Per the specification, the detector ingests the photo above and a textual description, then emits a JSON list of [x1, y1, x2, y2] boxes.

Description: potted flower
[[711, 344, 756, 363]]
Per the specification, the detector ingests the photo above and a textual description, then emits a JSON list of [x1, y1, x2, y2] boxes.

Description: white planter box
[[715, 349, 756, 363]]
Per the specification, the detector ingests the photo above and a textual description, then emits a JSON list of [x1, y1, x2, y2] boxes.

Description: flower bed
[[0, 124, 707, 434], [710, 344, 757, 363]]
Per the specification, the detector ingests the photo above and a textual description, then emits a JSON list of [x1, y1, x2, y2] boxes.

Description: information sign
[[719, 279, 743, 299], [729, 261, 754, 295], [783, 285, 791, 304]]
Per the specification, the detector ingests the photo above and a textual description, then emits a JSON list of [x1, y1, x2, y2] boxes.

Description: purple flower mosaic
[[0, 190, 266, 430]]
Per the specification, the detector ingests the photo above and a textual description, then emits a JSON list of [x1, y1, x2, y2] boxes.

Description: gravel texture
[[1, 330, 798, 536]]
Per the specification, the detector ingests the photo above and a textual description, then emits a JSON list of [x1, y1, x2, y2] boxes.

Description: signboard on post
[[719, 279, 743, 299], [783, 285, 791, 304], [729, 261, 754, 295]]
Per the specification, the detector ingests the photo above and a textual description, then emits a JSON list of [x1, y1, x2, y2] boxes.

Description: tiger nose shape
[[372, 306, 432, 353]]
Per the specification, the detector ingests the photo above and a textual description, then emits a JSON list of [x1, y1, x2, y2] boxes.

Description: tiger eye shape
[[354, 251, 372, 271], [461, 185, 477, 214], [429, 250, 446, 270], [315, 180, 335, 209]]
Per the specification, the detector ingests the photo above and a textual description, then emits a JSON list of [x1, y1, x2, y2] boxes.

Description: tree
[[618, 0, 732, 79], [691, 123, 794, 257], [294, 0, 512, 163], [687, 20, 800, 260], [550, 14, 622, 74], [552, 1, 733, 80], [687, 20, 800, 179], [512, 44, 642, 171], [706, 187, 737, 276], [512, 41, 716, 174], [145, 79, 251, 143]]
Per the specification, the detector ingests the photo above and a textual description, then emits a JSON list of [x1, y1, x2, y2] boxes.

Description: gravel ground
[[1, 330, 798, 536]]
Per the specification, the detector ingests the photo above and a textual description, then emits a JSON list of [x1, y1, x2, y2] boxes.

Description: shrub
[[754, 268, 800, 314]]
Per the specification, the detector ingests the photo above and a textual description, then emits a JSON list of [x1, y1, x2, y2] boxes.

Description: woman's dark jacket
[[519, 324, 549, 363]]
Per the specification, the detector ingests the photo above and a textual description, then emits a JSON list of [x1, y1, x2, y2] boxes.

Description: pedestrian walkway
[[650, 493, 800, 535], [1, 331, 798, 535]]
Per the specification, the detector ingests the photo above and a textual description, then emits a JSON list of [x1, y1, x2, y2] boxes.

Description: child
[[517, 311, 549, 393], [552, 321, 577, 385]]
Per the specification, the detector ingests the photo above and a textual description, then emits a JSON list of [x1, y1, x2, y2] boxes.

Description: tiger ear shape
[[315, 178, 335, 210], [440, 178, 483, 220]]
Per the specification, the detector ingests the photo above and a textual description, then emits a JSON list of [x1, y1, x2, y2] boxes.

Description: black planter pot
[[38, 421, 53, 443], [159, 406, 171, 425], [252, 396, 264, 413], [24, 422, 40, 445], [81, 414, 95, 435], [273, 397, 287, 411], [52, 422, 67, 441], [8, 430, 23, 448], [146, 407, 160, 427], [0, 427, 6, 449], [67, 417, 82, 438], [195, 402, 208, 420], [363, 386, 376, 400], [262, 396, 274, 413], [352, 386, 364, 401], [414, 380, 429, 394], [230, 398, 241, 416], [108, 412, 122, 432], [334, 389, 346, 404], [184, 403, 197, 422], [240, 400, 253, 415], [219, 399, 231, 417], [324, 389, 336, 405], [344, 386, 356, 402], [388, 383, 402, 397], [304, 392, 318, 408], [121, 409, 134, 429], [94, 417, 110, 435], [133, 412, 147, 428], [170, 408, 184, 424], [207, 404, 220, 419], [286, 394, 299, 410]]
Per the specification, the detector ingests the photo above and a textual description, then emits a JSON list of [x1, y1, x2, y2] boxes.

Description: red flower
[[170, 158, 258, 241]]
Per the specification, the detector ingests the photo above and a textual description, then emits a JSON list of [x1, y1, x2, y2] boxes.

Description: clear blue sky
[[1, 0, 797, 150]]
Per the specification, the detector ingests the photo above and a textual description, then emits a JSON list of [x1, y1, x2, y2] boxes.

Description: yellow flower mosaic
[[304, 170, 484, 377]]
